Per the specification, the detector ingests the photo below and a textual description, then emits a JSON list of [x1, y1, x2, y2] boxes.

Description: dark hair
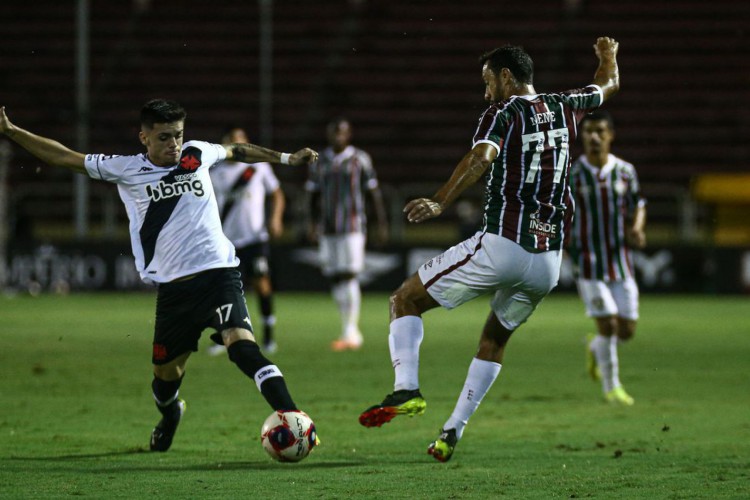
[[581, 109, 615, 130], [140, 99, 187, 128], [327, 116, 350, 133], [479, 45, 534, 85]]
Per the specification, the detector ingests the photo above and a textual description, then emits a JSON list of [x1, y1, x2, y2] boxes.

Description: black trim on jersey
[[220, 165, 256, 222], [140, 147, 203, 268]]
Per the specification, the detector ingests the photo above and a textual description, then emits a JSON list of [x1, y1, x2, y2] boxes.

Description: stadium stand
[[2, 0, 748, 242]]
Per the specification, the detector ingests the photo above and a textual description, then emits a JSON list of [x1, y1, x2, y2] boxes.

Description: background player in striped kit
[[567, 110, 647, 406], [358, 37, 620, 462], [305, 117, 389, 351], [0, 100, 319, 453], [208, 127, 285, 355]]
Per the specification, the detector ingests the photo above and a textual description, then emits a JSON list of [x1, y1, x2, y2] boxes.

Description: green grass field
[[1, 291, 748, 499]]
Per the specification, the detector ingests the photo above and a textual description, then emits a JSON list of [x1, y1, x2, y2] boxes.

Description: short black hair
[[140, 99, 187, 128], [581, 109, 615, 130], [479, 45, 534, 85], [327, 116, 350, 132]]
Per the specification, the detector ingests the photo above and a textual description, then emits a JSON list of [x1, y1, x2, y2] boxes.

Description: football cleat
[[358, 389, 426, 427], [428, 428, 458, 463], [586, 333, 601, 381], [150, 398, 186, 452], [605, 386, 634, 406]]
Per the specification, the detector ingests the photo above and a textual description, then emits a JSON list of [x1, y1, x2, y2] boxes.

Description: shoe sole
[[358, 398, 426, 427]]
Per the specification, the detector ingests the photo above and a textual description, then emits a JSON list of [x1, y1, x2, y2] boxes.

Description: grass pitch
[[0, 291, 748, 498]]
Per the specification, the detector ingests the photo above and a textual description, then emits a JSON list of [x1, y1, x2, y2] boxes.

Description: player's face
[[139, 121, 185, 166], [482, 63, 503, 103], [327, 121, 352, 151], [226, 128, 248, 145], [581, 119, 614, 156]]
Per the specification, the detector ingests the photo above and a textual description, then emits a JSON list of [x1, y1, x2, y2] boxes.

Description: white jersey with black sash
[[473, 85, 603, 252], [84, 140, 238, 285], [210, 160, 280, 248]]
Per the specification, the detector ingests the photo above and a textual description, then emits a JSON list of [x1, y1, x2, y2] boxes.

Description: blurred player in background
[[209, 127, 285, 355], [567, 109, 646, 406], [358, 37, 620, 462], [0, 99, 319, 453], [305, 117, 389, 351]]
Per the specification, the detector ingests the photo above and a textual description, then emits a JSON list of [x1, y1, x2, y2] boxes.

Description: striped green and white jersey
[[567, 154, 646, 281], [473, 85, 603, 252], [305, 145, 379, 235]]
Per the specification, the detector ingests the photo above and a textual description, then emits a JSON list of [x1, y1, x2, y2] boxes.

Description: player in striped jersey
[[305, 118, 389, 351], [209, 127, 285, 355], [567, 110, 647, 406], [0, 100, 319, 453], [359, 37, 620, 462]]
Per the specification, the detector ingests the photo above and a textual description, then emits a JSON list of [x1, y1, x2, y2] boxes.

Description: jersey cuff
[[588, 84, 604, 106], [473, 139, 501, 156]]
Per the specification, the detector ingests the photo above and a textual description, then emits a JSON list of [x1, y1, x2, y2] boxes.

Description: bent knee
[[221, 327, 256, 347]]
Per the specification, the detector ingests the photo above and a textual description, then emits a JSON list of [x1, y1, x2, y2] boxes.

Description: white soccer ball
[[260, 410, 318, 462]]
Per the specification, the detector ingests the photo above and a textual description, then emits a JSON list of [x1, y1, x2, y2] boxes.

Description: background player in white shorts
[[209, 127, 285, 355], [305, 117, 388, 351], [0, 99, 319, 453], [359, 38, 621, 462], [567, 109, 647, 405]]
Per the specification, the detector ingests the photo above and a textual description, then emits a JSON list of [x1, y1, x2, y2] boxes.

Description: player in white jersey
[[567, 110, 647, 406], [209, 127, 285, 355], [0, 99, 319, 453], [305, 118, 389, 351], [358, 38, 620, 463]]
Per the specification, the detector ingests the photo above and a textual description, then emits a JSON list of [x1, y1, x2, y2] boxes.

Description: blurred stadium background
[[1, 0, 749, 294]]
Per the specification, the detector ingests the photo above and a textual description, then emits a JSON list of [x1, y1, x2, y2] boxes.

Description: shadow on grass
[[6, 449, 364, 471]]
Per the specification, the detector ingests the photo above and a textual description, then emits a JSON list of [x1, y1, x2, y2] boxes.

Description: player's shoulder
[[611, 154, 636, 173]]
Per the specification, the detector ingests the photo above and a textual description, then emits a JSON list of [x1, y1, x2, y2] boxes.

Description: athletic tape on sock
[[253, 364, 283, 391]]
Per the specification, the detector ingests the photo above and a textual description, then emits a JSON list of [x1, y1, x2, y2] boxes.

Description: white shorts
[[576, 277, 639, 320], [418, 232, 562, 331], [319, 233, 365, 277]]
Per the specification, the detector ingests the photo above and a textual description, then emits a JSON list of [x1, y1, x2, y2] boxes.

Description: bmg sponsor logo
[[146, 177, 205, 202]]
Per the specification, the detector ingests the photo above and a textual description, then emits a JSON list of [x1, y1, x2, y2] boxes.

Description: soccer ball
[[260, 410, 318, 462]]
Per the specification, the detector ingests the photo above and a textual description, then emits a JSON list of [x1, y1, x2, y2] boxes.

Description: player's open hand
[[289, 148, 319, 166], [404, 198, 443, 223], [594, 37, 619, 61]]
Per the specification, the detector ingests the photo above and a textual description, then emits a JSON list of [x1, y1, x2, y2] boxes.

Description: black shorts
[[236, 241, 271, 279], [152, 267, 252, 365]]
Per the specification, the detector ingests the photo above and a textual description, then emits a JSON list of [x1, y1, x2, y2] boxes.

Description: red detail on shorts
[[423, 234, 484, 290], [180, 154, 201, 171], [153, 343, 168, 361]]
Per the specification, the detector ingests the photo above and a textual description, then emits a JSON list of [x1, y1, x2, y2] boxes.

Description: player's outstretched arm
[[592, 37, 620, 102], [404, 143, 496, 224], [226, 143, 319, 166], [0, 106, 86, 174]]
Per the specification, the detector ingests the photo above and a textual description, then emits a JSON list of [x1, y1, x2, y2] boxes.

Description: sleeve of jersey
[[562, 85, 603, 111], [83, 154, 124, 183], [628, 164, 647, 208], [304, 163, 320, 192], [262, 165, 281, 192], [472, 107, 504, 155], [360, 152, 379, 190], [186, 140, 227, 168]]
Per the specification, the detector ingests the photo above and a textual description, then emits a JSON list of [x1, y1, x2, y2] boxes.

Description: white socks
[[590, 334, 621, 393], [389, 316, 424, 391], [332, 279, 361, 340], [443, 358, 502, 439]]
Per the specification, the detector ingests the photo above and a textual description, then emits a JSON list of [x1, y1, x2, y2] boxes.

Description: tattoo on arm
[[230, 143, 279, 163]]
